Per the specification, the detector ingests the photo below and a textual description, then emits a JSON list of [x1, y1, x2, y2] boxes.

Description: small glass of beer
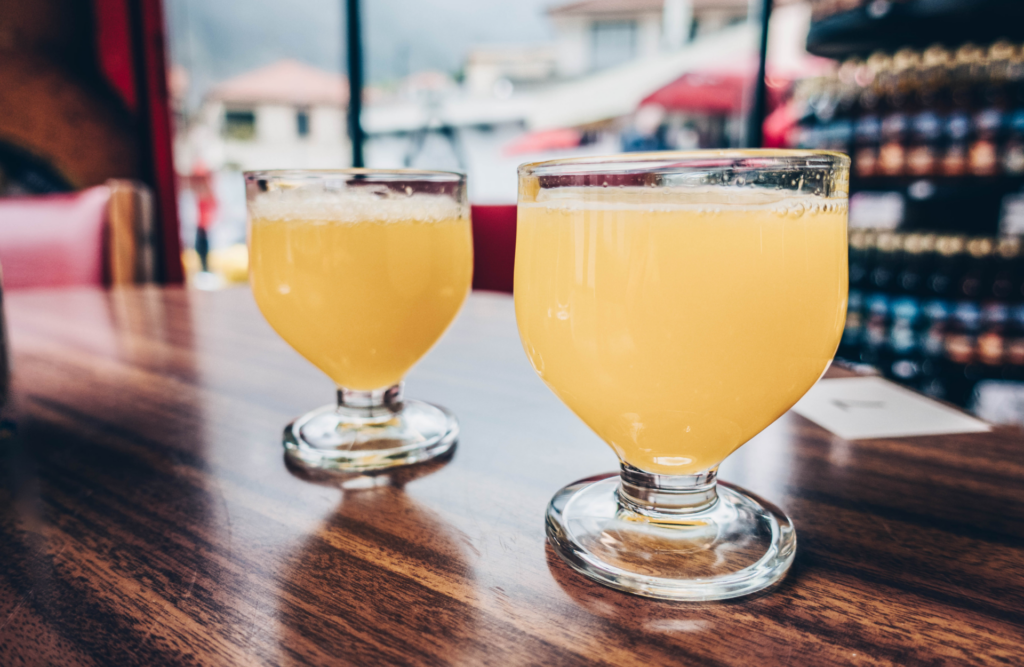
[[515, 151, 849, 600], [245, 170, 473, 472]]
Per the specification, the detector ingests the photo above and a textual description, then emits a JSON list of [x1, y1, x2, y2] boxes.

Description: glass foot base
[[546, 473, 796, 601], [283, 400, 458, 472]]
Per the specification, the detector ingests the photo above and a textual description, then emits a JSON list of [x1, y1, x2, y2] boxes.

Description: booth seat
[[0, 182, 154, 289], [470, 204, 517, 294]]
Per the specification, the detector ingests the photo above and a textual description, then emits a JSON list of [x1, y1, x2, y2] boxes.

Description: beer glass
[[515, 151, 849, 600], [246, 170, 472, 471]]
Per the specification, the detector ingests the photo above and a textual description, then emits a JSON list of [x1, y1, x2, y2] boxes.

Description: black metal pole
[[346, 0, 365, 167], [747, 0, 772, 148]]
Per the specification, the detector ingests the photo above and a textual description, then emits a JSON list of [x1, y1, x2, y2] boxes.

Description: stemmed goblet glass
[[514, 151, 849, 600], [246, 170, 473, 471]]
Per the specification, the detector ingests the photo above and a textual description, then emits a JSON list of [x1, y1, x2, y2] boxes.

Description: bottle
[[981, 41, 1014, 109], [794, 78, 822, 150], [834, 58, 862, 155], [861, 231, 901, 368], [1003, 42, 1024, 180], [950, 43, 984, 111], [919, 235, 966, 398], [888, 233, 932, 384], [969, 44, 1010, 177], [853, 54, 888, 179], [1004, 244, 1024, 381], [878, 50, 917, 177], [943, 237, 994, 406], [907, 46, 950, 178], [942, 45, 984, 178], [942, 112, 972, 177], [1007, 43, 1024, 113], [978, 237, 1020, 370], [839, 228, 875, 360], [907, 109, 943, 177], [918, 45, 951, 111], [812, 74, 853, 153], [1002, 109, 1024, 175], [957, 237, 993, 301], [969, 109, 1002, 176]]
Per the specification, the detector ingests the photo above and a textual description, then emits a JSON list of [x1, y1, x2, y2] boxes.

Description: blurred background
[[3, 0, 1024, 422], [165, 0, 815, 287]]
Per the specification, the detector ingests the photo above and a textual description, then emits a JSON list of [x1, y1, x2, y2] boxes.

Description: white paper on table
[[790, 376, 992, 440]]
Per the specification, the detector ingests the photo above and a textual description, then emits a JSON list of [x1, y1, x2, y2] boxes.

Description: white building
[[173, 1, 808, 208], [184, 60, 350, 172], [463, 45, 559, 97], [547, 0, 749, 78]]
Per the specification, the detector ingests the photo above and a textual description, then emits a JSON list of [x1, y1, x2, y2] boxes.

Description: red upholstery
[[0, 186, 110, 289], [471, 204, 517, 294]]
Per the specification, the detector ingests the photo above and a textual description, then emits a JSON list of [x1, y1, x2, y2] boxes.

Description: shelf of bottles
[[806, 0, 1024, 60], [794, 39, 1024, 412], [795, 42, 1024, 235], [843, 229, 1023, 408]]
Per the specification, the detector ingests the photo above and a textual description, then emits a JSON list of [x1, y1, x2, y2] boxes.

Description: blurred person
[[191, 161, 218, 273], [622, 105, 668, 152]]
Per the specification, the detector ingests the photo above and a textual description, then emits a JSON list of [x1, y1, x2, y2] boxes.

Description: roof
[[208, 60, 348, 106], [547, 0, 749, 17], [527, 22, 755, 128], [531, 2, 826, 128]]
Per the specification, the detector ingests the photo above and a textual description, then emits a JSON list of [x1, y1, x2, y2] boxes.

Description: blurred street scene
[[166, 0, 825, 288]]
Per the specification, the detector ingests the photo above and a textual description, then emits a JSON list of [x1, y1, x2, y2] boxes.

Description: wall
[[551, 16, 590, 78], [186, 101, 349, 172], [0, 0, 139, 191]]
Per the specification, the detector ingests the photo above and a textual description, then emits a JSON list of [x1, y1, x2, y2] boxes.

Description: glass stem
[[618, 462, 720, 518], [336, 382, 404, 421]]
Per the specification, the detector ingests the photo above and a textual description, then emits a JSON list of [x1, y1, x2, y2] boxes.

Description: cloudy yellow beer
[[249, 193, 472, 391], [515, 187, 847, 475]]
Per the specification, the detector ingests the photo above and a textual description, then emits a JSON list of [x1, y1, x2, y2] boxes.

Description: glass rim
[[519, 149, 850, 177], [243, 168, 465, 183]]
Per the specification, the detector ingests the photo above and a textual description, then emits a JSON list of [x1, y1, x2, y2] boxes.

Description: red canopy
[[503, 128, 582, 156], [641, 71, 750, 114], [642, 54, 831, 115]]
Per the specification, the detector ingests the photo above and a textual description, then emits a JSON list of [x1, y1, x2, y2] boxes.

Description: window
[[591, 20, 636, 71], [223, 110, 256, 141], [296, 109, 310, 138]]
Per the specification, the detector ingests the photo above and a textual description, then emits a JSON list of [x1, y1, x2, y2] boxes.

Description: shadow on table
[[274, 449, 485, 664]]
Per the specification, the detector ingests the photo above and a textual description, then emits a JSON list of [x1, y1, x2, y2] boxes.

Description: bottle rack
[[807, 0, 1024, 59], [803, 2, 1024, 419], [842, 229, 1024, 408]]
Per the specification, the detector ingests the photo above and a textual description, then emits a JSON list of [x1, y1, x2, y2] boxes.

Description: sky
[[165, 0, 556, 106]]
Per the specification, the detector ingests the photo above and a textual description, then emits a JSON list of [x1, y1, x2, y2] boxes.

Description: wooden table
[[2, 287, 1022, 666]]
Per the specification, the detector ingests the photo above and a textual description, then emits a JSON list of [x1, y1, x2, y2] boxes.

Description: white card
[[790, 376, 991, 440]]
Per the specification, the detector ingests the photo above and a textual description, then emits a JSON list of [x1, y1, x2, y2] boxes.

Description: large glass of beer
[[515, 151, 849, 600], [246, 170, 472, 472]]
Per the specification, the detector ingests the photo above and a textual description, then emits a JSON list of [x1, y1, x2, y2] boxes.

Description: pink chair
[[470, 204, 517, 294], [0, 183, 153, 289], [0, 186, 110, 289]]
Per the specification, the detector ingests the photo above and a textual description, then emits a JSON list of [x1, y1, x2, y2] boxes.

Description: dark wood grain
[[1, 286, 1022, 666]]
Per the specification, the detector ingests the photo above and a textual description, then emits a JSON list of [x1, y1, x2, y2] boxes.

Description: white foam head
[[249, 188, 466, 223], [527, 186, 847, 216]]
